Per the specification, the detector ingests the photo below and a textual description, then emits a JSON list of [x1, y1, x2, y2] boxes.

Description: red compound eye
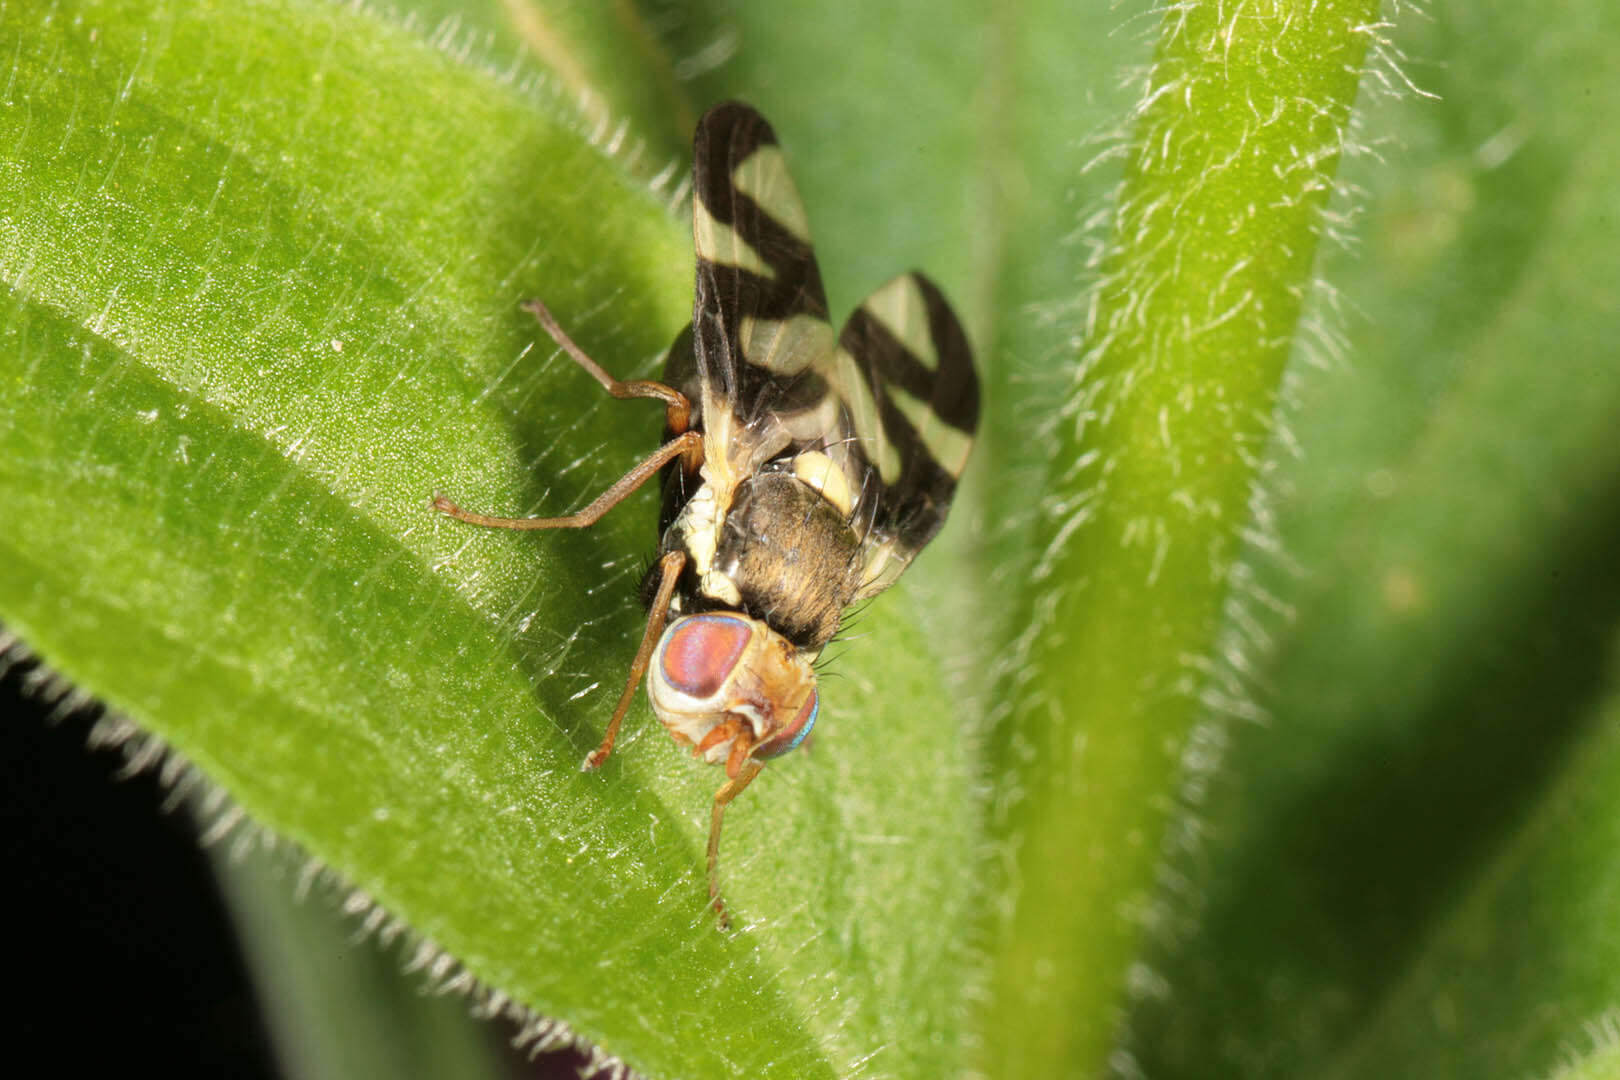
[[660, 615, 752, 700]]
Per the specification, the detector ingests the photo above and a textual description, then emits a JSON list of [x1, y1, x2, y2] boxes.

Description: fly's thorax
[[711, 467, 863, 650], [665, 460, 865, 651], [647, 613, 819, 765], [666, 479, 743, 607], [787, 449, 856, 518]]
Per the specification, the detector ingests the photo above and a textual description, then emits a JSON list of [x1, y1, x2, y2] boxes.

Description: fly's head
[[647, 612, 818, 775]]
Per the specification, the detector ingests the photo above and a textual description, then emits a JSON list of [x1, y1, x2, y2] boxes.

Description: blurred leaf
[[1548, 1035, 1620, 1080], [978, 3, 1378, 1074], [1319, 678, 1620, 1079], [215, 845, 515, 1080], [1122, 0, 1620, 1076]]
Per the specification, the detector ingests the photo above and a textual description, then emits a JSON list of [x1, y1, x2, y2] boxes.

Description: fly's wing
[[688, 104, 977, 599], [833, 272, 980, 601], [690, 102, 841, 487]]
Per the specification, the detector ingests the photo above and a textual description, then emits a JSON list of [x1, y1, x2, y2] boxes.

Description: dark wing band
[[686, 104, 979, 602], [691, 102, 836, 431], [836, 273, 980, 600]]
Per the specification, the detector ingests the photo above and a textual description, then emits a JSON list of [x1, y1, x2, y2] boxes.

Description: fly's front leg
[[707, 759, 765, 929], [580, 548, 686, 771]]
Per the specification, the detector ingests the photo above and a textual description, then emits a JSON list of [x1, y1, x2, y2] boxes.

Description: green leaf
[[389, 0, 698, 168], [10, 1, 1620, 1078], [1121, 0, 1620, 1076], [1, 2, 972, 1076], [1547, 1034, 1620, 1080], [977, 3, 1378, 1074], [1319, 684, 1620, 1079]]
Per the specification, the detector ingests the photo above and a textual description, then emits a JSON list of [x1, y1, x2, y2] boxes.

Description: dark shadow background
[[0, 657, 589, 1079], [1, 662, 280, 1077]]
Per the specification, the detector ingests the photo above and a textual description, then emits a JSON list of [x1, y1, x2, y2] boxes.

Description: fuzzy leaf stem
[[978, 3, 1380, 1075]]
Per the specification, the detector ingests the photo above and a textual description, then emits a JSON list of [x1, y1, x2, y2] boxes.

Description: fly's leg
[[522, 298, 691, 435], [432, 298, 703, 528], [580, 548, 686, 771], [707, 759, 765, 929], [432, 430, 700, 530]]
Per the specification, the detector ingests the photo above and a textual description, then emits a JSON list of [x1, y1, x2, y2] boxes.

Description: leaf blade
[[1, 3, 980, 1075]]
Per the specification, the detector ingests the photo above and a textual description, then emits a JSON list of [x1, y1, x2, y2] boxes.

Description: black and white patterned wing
[[834, 272, 979, 601], [687, 103, 977, 599], [690, 102, 841, 483]]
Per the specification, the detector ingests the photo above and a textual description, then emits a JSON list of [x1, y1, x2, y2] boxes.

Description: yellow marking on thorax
[[791, 451, 855, 517], [673, 483, 743, 609]]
